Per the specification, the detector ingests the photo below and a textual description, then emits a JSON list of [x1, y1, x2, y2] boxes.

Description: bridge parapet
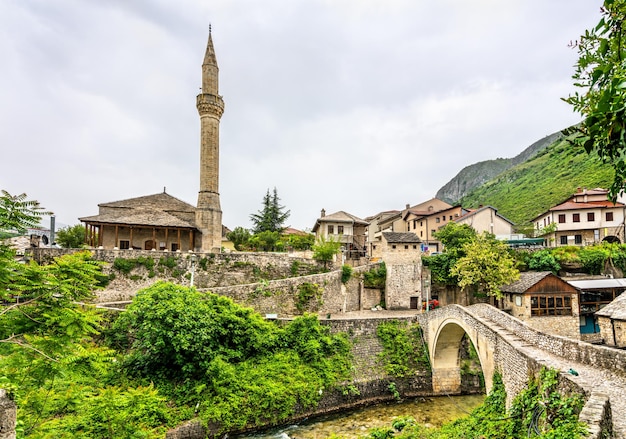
[[467, 303, 626, 380]]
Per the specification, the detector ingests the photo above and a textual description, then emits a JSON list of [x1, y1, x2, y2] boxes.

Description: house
[[364, 210, 400, 256], [532, 188, 626, 247], [378, 232, 424, 310], [403, 204, 466, 253], [369, 198, 454, 255], [453, 205, 515, 239], [500, 271, 580, 339], [567, 277, 626, 342], [312, 209, 368, 261], [80, 191, 207, 252], [595, 291, 626, 348]]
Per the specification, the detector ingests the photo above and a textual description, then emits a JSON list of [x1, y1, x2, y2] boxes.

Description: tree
[[450, 232, 519, 300], [249, 230, 282, 252], [0, 192, 104, 359], [250, 187, 290, 234], [422, 223, 477, 286], [56, 224, 87, 248], [0, 190, 50, 233], [312, 235, 341, 269], [564, 1, 626, 199], [434, 222, 477, 254], [226, 226, 251, 250]]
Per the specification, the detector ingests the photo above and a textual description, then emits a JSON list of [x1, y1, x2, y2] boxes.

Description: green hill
[[458, 133, 614, 227]]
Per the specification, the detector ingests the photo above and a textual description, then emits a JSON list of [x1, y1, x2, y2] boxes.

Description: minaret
[[196, 25, 224, 252]]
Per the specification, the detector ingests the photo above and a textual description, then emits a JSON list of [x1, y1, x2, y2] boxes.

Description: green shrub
[[528, 249, 561, 273], [296, 282, 324, 313], [113, 257, 136, 274], [376, 320, 429, 377], [159, 256, 177, 269], [363, 262, 386, 288], [341, 264, 353, 283]]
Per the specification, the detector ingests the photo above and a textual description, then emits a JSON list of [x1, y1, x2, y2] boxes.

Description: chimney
[[406, 204, 410, 209], [321, 208, 326, 217]]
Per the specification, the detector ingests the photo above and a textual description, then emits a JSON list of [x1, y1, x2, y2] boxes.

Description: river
[[235, 394, 485, 439]]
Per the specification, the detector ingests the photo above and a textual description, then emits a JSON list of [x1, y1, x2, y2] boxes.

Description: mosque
[[79, 28, 225, 253]]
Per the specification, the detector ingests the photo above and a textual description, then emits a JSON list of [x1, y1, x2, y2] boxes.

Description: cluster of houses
[[313, 187, 626, 348], [313, 187, 626, 261]]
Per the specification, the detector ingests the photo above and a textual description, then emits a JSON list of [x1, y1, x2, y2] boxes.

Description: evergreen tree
[[249, 187, 290, 234]]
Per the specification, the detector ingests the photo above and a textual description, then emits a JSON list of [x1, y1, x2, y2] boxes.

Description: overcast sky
[[0, 0, 603, 232]]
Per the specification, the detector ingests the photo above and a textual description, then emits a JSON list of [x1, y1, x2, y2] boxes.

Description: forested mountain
[[436, 130, 615, 227]]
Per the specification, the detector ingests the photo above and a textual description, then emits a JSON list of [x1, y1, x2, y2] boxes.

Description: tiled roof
[[500, 271, 553, 293], [382, 232, 421, 243], [550, 200, 624, 211], [454, 205, 515, 225], [98, 192, 196, 212], [319, 210, 368, 224], [313, 210, 368, 232], [595, 291, 626, 320], [79, 192, 197, 229], [80, 209, 196, 228]]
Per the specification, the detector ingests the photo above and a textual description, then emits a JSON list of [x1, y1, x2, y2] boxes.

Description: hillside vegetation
[[436, 131, 563, 203], [458, 133, 614, 227]]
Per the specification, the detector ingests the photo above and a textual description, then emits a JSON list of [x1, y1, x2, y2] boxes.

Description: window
[[404, 245, 409, 249], [558, 214, 566, 223], [575, 234, 583, 244], [420, 231, 423, 237], [587, 212, 595, 222], [530, 294, 572, 316], [392, 245, 396, 249], [560, 236, 568, 245], [420, 221, 423, 227], [607, 212, 614, 221], [435, 217, 440, 223], [413, 245, 417, 249], [119, 240, 130, 250], [171, 243, 179, 251], [327, 225, 334, 234], [573, 213, 580, 223], [337, 225, 344, 235], [431, 230, 436, 235]]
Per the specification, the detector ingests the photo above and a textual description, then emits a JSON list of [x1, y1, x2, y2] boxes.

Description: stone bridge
[[424, 303, 626, 438]]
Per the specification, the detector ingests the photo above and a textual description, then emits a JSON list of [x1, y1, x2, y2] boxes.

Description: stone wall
[[204, 264, 382, 317], [0, 389, 16, 439]]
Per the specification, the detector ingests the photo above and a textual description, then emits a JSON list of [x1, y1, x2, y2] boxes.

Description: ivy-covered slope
[[458, 134, 614, 226]]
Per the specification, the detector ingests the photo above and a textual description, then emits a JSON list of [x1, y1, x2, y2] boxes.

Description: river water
[[236, 394, 485, 439]]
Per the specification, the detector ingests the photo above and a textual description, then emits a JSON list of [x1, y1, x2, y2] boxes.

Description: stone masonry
[[0, 389, 16, 439]]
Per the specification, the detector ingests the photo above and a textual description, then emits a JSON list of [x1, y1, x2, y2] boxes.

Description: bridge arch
[[428, 310, 497, 396]]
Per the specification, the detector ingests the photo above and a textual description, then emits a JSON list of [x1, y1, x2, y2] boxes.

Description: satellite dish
[[42, 235, 49, 245]]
